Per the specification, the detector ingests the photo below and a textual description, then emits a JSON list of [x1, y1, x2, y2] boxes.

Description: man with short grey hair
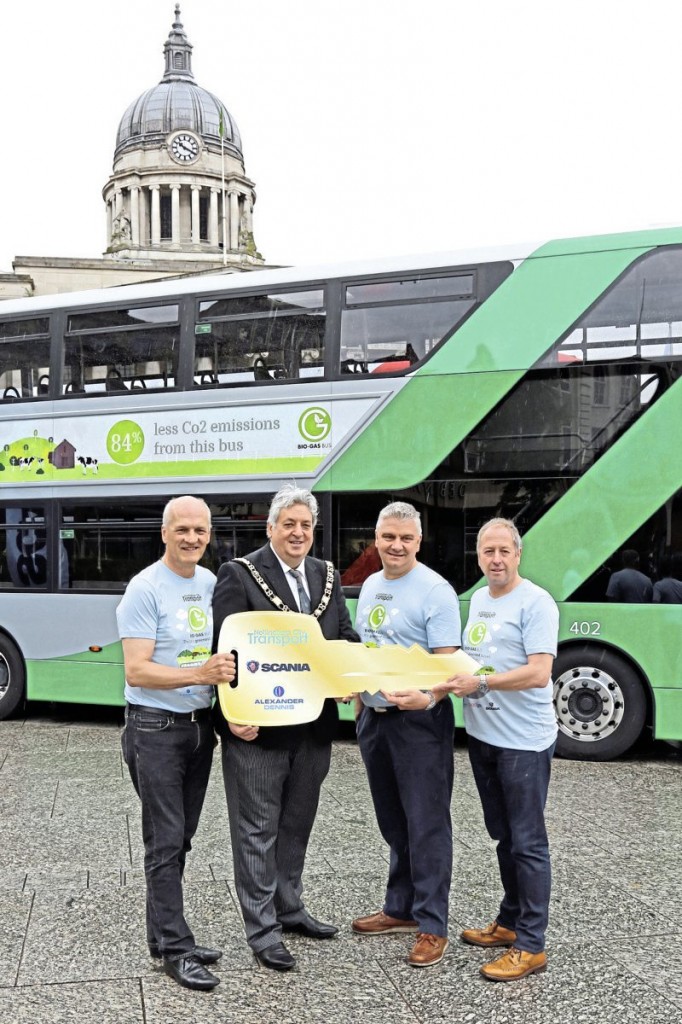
[[118, 495, 235, 991], [351, 500, 461, 968], [212, 484, 358, 971], [433, 516, 559, 982]]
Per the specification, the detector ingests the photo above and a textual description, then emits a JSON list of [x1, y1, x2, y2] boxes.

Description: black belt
[[126, 702, 212, 722]]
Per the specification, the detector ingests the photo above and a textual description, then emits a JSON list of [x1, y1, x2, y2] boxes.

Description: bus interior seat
[[106, 369, 128, 392], [340, 358, 368, 374], [253, 356, 286, 380]]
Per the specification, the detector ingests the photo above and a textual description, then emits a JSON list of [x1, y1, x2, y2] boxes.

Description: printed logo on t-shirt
[[467, 621, 487, 647], [187, 606, 208, 632], [368, 604, 387, 629], [177, 645, 210, 667]]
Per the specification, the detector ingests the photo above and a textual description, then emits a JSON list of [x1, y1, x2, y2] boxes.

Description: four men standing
[[118, 495, 558, 986]]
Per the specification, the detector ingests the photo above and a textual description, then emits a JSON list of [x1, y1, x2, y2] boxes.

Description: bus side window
[[63, 304, 179, 396], [195, 288, 326, 387], [0, 318, 51, 401], [339, 274, 477, 374]]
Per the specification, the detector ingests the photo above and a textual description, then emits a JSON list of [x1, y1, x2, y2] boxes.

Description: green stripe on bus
[[314, 241, 662, 491], [517, 375, 682, 599], [26, 658, 125, 706]]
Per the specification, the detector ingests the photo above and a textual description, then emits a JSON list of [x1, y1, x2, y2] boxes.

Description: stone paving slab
[[0, 979, 144, 1024], [0, 892, 32, 988], [1, 815, 131, 872], [0, 750, 123, 782]]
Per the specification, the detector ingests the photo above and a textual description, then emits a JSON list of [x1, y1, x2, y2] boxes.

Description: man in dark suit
[[212, 484, 358, 971]]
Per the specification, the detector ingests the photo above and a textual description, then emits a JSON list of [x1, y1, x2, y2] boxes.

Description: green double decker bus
[[0, 225, 680, 760]]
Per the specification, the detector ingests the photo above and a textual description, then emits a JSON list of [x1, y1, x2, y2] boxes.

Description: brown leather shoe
[[480, 946, 547, 982], [352, 911, 419, 935], [461, 921, 517, 948], [408, 933, 449, 967]]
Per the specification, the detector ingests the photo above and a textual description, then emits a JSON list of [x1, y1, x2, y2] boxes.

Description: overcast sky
[[1, 0, 679, 274]]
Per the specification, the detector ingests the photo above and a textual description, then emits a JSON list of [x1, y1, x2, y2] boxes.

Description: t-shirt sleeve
[[521, 590, 559, 657], [116, 579, 160, 641], [424, 582, 462, 649]]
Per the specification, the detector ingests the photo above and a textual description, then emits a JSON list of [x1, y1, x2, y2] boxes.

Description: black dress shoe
[[163, 955, 220, 990], [282, 914, 338, 939], [255, 942, 295, 971], [150, 944, 223, 964]]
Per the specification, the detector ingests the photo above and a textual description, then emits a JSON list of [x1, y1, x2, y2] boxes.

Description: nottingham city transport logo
[[368, 605, 387, 629], [298, 406, 332, 442]]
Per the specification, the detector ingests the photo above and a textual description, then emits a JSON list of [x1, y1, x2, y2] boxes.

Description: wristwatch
[[475, 675, 490, 699], [422, 690, 437, 710]]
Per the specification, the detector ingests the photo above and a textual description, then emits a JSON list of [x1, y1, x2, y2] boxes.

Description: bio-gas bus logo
[[187, 606, 208, 632], [467, 622, 487, 646], [368, 605, 387, 629], [298, 406, 331, 442]]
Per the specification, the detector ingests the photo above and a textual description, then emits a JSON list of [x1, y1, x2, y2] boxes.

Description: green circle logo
[[106, 420, 145, 465], [188, 607, 208, 631], [467, 622, 487, 646], [298, 406, 331, 442], [368, 605, 386, 629]]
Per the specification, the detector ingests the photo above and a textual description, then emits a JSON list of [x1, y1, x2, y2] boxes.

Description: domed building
[[0, 6, 265, 299], [103, 5, 261, 267]]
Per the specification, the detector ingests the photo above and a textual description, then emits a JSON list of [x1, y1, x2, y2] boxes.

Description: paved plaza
[[1, 704, 681, 1024]]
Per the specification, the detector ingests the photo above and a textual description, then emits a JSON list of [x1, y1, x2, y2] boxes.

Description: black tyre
[[0, 633, 25, 720], [552, 644, 647, 761]]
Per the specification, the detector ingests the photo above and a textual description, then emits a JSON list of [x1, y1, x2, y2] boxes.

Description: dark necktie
[[289, 568, 312, 614]]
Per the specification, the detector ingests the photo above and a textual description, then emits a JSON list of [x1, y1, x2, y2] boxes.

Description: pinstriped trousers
[[221, 735, 332, 951]]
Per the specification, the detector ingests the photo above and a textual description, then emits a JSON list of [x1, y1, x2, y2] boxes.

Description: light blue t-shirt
[[116, 560, 216, 712], [462, 578, 559, 751], [355, 562, 461, 708]]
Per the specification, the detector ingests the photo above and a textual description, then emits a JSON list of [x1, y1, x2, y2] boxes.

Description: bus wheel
[[552, 645, 647, 762], [0, 635, 25, 720]]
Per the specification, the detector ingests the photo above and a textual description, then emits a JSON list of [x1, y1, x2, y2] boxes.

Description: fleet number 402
[[569, 621, 602, 637]]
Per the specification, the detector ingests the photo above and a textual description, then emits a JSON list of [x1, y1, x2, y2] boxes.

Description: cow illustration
[[77, 456, 99, 475]]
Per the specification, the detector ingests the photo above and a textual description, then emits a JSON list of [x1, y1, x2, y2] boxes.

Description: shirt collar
[[269, 544, 307, 580]]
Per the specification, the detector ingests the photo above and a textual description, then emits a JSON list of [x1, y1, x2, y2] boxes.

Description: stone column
[[130, 187, 140, 246], [242, 194, 253, 233], [150, 185, 161, 246], [191, 185, 201, 244], [228, 189, 239, 250], [209, 188, 219, 246], [106, 200, 113, 246], [171, 185, 181, 245]]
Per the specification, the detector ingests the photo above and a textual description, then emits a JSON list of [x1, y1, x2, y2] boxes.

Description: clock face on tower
[[170, 133, 200, 163]]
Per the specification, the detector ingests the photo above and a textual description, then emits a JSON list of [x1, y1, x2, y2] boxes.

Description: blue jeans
[[467, 735, 555, 953], [122, 704, 214, 959], [357, 702, 454, 936]]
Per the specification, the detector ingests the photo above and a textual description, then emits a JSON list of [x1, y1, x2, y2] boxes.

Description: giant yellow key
[[217, 610, 481, 726]]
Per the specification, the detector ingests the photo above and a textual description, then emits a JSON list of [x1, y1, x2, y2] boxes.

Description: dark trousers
[[221, 735, 332, 952], [122, 705, 214, 959], [467, 735, 555, 953], [356, 702, 454, 936]]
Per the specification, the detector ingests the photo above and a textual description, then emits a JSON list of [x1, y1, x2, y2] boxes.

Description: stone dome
[[114, 5, 242, 161]]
